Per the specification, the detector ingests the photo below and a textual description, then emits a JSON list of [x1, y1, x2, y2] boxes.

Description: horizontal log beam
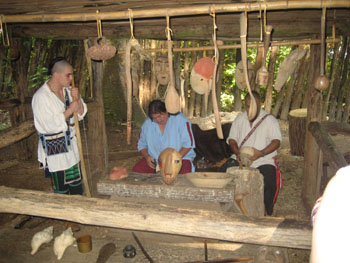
[[117, 38, 340, 54], [4, 1, 350, 23], [321, 121, 350, 136], [0, 186, 312, 249], [309, 121, 348, 171], [0, 119, 35, 149]]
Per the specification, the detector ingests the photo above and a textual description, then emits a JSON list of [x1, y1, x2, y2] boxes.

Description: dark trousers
[[219, 158, 278, 215]]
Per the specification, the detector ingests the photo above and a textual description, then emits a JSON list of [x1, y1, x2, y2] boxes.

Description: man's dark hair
[[48, 57, 67, 75], [148, 100, 167, 120], [245, 90, 261, 102]]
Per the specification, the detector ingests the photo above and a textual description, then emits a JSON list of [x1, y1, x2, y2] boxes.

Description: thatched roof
[[1, 0, 350, 40]]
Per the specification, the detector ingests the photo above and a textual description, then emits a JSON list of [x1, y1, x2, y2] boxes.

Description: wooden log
[[4, 1, 350, 23], [0, 119, 35, 149], [321, 121, 350, 136], [288, 108, 307, 156], [0, 186, 312, 249], [308, 121, 348, 172]]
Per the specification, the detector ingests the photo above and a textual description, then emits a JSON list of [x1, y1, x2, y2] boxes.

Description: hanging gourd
[[314, 8, 330, 91], [164, 12, 181, 114], [256, 7, 272, 86]]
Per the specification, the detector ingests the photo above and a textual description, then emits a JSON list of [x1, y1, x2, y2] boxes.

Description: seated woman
[[132, 99, 196, 174]]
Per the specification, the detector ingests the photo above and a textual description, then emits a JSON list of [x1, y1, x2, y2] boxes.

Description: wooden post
[[87, 59, 109, 196], [0, 186, 312, 250], [302, 44, 323, 212]]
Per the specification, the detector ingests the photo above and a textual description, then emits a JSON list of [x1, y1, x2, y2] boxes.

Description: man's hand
[[70, 87, 80, 101], [250, 147, 262, 161], [145, 155, 156, 169]]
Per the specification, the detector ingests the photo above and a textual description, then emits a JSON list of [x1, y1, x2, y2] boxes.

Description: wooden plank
[[0, 186, 312, 249], [97, 173, 236, 203]]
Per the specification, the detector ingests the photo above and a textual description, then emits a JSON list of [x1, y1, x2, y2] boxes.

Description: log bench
[[97, 168, 264, 217]]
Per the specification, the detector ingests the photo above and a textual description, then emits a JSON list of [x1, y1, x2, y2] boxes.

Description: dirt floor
[[0, 119, 349, 263]]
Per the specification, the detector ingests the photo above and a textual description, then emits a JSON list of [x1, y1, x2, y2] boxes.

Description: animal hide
[[275, 48, 307, 92], [31, 226, 54, 255], [53, 227, 75, 260]]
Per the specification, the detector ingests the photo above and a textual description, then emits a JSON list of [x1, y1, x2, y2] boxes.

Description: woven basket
[[87, 37, 116, 61]]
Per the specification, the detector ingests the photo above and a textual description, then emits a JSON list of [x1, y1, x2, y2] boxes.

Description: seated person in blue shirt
[[132, 99, 196, 174]]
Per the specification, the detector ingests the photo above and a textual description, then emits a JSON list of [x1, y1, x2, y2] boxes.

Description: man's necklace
[[47, 82, 64, 102]]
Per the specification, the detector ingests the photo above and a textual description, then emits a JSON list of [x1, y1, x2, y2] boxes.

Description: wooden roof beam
[[3, 0, 350, 23]]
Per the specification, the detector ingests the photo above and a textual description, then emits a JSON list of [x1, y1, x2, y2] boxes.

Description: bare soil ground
[[0, 120, 349, 263]]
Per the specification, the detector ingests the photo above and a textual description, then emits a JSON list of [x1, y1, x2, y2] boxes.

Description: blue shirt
[[137, 113, 196, 170]]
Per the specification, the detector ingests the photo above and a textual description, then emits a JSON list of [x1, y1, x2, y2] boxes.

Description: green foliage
[[28, 66, 50, 93]]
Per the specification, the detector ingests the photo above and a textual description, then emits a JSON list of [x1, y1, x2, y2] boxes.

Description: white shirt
[[226, 109, 282, 168], [310, 165, 350, 262], [32, 81, 87, 172]]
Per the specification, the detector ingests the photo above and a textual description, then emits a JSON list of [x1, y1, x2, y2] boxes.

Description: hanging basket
[[87, 37, 116, 61]]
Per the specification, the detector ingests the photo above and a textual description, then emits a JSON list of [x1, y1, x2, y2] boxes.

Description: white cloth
[[226, 109, 282, 168], [32, 81, 87, 172]]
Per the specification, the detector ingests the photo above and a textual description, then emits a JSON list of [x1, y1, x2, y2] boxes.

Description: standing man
[[219, 91, 282, 215], [32, 57, 87, 196]]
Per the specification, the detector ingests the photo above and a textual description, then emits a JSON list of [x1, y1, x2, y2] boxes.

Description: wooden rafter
[[3, 0, 350, 23]]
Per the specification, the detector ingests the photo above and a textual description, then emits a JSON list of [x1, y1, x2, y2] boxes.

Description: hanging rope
[[210, 5, 223, 139], [164, 10, 180, 114], [96, 10, 102, 39], [0, 15, 10, 47], [128, 8, 135, 39]]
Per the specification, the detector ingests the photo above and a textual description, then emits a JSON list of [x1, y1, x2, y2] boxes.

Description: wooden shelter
[[1, 0, 350, 250]]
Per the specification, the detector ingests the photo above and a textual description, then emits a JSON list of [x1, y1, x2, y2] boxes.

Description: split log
[[288, 109, 307, 156], [308, 121, 348, 172], [0, 186, 312, 250], [0, 119, 35, 149]]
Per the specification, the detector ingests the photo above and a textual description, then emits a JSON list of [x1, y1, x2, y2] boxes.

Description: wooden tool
[[240, 12, 257, 121], [256, 25, 273, 86], [72, 77, 91, 197]]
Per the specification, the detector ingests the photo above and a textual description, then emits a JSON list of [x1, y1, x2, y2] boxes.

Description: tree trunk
[[264, 46, 278, 113], [328, 36, 348, 121], [302, 44, 323, 213], [342, 77, 350, 123], [335, 37, 350, 122], [183, 41, 190, 116], [187, 41, 197, 119], [11, 38, 33, 160], [291, 53, 310, 110], [271, 85, 285, 118], [0, 186, 312, 249], [288, 109, 307, 156], [233, 49, 242, 111], [322, 43, 340, 120]]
